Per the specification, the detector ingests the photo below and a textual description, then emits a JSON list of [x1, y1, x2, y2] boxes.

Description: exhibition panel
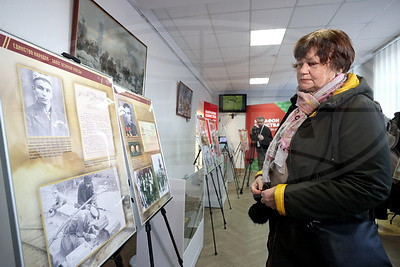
[[0, 30, 135, 267]]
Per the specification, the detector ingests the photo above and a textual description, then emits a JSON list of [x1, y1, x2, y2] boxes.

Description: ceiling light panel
[[251, 29, 286, 46], [250, 77, 270, 84]]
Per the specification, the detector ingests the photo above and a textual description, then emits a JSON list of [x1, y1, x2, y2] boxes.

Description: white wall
[[0, 1, 213, 265], [0, 0, 213, 180], [219, 113, 246, 168]]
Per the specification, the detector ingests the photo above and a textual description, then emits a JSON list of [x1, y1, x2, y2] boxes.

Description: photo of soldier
[[19, 67, 69, 137], [151, 153, 169, 197], [120, 102, 137, 137], [39, 169, 126, 267], [134, 167, 160, 211]]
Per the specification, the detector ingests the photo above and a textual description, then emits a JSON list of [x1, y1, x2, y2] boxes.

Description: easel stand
[[222, 143, 240, 199], [240, 143, 256, 194], [145, 206, 183, 267], [108, 243, 125, 267], [216, 162, 232, 209], [205, 172, 218, 255], [194, 147, 228, 255], [233, 143, 244, 196], [208, 170, 228, 229]]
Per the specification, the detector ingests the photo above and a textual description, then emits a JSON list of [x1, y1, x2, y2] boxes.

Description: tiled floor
[[196, 180, 400, 267]]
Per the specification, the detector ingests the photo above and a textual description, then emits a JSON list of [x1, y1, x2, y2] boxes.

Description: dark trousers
[[256, 147, 267, 171]]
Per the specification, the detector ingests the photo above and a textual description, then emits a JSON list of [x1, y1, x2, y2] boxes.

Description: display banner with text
[[246, 101, 291, 137], [204, 101, 218, 129], [245, 102, 291, 168]]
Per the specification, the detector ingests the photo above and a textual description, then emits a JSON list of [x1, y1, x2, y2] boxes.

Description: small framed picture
[[176, 81, 193, 119]]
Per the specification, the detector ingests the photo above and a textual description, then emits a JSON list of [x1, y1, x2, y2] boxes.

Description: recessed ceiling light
[[251, 29, 286, 46], [250, 78, 269, 85]]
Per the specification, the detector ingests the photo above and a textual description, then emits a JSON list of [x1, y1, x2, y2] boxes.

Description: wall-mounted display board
[[114, 87, 171, 225], [0, 30, 135, 266]]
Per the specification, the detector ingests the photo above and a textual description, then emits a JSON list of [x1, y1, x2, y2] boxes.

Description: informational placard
[[114, 87, 171, 225], [238, 129, 249, 152], [0, 30, 135, 266], [196, 116, 215, 174], [206, 119, 222, 164]]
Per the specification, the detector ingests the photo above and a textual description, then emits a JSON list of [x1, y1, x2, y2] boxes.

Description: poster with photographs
[[206, 119, 223, 164], [114, 86, 171, 224], [39, 168, 126, 267], [0, 30, 135, 266], [197, 116, 215, 174], [238, 129, 249, 152]]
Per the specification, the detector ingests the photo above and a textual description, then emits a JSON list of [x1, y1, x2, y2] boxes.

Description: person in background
[[250, 116, 272, 170], [251, 29, 391, 266], [26, 71, 68, 137]]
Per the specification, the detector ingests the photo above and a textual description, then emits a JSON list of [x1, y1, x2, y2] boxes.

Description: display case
[[183, 168, 204, 250]]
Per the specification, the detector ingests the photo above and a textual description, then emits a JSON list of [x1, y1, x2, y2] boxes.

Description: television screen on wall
[[219, 94, 247, 113]]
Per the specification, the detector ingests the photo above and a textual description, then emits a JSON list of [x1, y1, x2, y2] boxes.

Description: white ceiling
[[133, 0, 400, 98]]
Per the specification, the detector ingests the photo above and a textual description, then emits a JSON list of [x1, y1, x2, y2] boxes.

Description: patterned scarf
[[262, 73, 347, 185]]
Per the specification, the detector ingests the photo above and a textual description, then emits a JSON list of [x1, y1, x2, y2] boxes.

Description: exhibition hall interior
[[0, 0, 399, 266]]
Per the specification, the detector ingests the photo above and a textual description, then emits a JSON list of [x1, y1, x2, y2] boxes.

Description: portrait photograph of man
[[19, 66, 69, 137], [120, 101, 137, 137]]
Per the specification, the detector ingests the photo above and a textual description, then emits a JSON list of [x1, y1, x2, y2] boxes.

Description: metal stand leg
[[217, 164, 232, 209], [210, 171, 227, 229], [205, 174, 218, 255], [160, 207, 183, 267], [145, 221, 155, 267]]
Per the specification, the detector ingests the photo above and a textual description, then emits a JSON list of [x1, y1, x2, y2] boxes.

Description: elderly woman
[[251, 29, 392, 266]]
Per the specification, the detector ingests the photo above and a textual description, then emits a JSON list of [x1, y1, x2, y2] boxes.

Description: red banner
[[204, 101, 218, 129], [246, 101, 291, 137]]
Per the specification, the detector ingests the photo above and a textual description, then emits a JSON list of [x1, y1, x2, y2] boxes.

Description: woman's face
[[295, 47, 337, 92]]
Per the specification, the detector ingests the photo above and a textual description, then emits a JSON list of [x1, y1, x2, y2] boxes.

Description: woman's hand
[[261, 186, 277, 210], [251, 176, 264, 195]]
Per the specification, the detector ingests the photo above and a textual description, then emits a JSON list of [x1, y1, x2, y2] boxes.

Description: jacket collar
[[289, 74, 374, 111]]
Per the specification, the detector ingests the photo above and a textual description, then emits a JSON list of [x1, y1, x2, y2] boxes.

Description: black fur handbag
[[248, 183, 275, 224]]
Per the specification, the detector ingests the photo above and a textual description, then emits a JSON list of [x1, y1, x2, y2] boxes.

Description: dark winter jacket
[[267, 74, 392, 266], [280, 74, 391, 220]]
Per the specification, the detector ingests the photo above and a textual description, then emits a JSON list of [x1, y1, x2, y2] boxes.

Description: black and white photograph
[[134, 166, 160, 212], [128, 141, 142, 157], [39, 168, 126, 267], [19, 66, 69, 137], [151, 153, 170, 197], [119, 101, 138, 137]]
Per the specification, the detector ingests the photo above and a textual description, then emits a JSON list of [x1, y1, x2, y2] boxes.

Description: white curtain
[[373, 38, 400, 119]]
